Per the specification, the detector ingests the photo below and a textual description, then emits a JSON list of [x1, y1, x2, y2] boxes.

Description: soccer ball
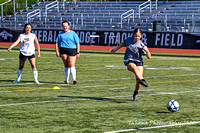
[[167, 100, 179, 112]]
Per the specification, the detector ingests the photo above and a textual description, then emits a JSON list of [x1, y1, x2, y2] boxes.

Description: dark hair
[[133, 28, 142, 36], [22, 23, 32, 33], [62, 21, 70, 26]]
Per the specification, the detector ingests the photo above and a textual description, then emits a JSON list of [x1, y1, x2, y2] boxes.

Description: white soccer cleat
[[34, 80, 40, 84]]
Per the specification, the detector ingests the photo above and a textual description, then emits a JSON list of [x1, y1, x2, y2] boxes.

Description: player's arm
[[143, 46, 151, 59], [55, 42, 60, 57], [76, 42, 80, 58], [34, 36, 40, 58], [110, 42, 125, 53], [8, 36, 21, 52]]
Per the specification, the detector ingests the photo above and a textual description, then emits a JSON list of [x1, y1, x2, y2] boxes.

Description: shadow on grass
[[0, 80, 38, 83], [156, 111, 171, 114], [58, 95, 129, 103], [0, 80, 15, 82], [0, 80, 68, 84]]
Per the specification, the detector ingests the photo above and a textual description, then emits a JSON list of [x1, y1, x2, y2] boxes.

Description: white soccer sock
[[70, 67, 76, 81], [64, 67, 70, 82], [17, 69, 22, 79], [33, 69, 38, 81]]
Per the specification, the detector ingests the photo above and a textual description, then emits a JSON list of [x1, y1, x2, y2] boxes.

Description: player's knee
[[127, 65, 131, 71]]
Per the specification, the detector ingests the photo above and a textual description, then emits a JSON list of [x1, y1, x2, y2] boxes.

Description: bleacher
[[1, 0, 200, 32]]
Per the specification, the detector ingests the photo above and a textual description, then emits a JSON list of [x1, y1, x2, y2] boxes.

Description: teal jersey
[[56, 30, 80, 49]]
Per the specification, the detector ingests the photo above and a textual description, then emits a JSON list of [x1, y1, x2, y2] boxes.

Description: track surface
[[1, 42, 200, 54]]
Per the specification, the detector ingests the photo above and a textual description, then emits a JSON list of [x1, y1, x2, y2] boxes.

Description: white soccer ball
[[167, 100, 179, 112]]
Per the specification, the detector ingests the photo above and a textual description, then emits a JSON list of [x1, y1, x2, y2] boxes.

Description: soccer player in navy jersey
[[110, 28, 151, 101]]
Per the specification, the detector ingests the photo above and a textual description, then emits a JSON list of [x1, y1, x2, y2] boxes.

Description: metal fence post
[[0, 16, 1, 28]]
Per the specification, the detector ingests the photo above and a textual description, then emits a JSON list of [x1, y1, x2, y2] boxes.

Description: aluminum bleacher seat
[[1, 1, 200, 32]]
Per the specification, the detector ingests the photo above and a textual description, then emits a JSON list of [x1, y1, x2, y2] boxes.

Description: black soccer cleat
[[138, 79, 148, 87], [73, 80, 77, 85], [133, 95, 138, 101]]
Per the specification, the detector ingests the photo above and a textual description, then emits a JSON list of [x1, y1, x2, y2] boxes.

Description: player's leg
[[61, 54, 70, 84], [14, 53, 26, 83], [68, 55, 77, 84], [29, 56, 39, 84], [127, 63, 147, 87], [127, 62, 144, 80], [133, 66, 144, 101], [14, 60, 25, 82]]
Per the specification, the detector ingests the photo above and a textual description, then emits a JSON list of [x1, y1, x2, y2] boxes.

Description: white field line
[[0, 67, 127, 74], [109, 87, 129, 90], [1, 73, 200, 86], [0, 50, 123, 57], [140, 90, 200, 96], [0, 89, 200, 107], [109, 87, 154, 91], [104, 121, 200, 133], [0, 99, 86, 107]]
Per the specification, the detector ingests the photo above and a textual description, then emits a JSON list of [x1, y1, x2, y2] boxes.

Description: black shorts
[[126, 60, 144, 66], [19, 52, 35, 61], [59, 48, 77, 56]]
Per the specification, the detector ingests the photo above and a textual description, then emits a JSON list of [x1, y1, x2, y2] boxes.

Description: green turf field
[[0, 46, 200, 133]]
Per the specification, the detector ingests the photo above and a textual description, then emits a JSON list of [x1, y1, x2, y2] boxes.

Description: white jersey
[[20, 33, 36, 56]]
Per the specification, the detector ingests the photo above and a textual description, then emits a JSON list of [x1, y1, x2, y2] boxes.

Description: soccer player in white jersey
[[55, 21, 80, 84], [8, 23, 41, 84], [110, 28, 151, 101]]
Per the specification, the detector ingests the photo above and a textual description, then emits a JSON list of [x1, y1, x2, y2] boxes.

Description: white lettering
[[104, 32, 109, 44], [38, 30, 42, 42], [54, 31, 58, 42], [161, 33, 164, 46], [127, 33, 133, 37], [121, 33, 127, 43], [171, 34, 176, 46], [177, 34, 183, 46], [155, 33, 160, 46], [165, 33, 170, 46], [91, 32, 97, 44], [109, 32, 115, 45], [141, 33, 147, 45], [79, 31, 85, 43], [48, 31, 53, 42], [43, 30, 48, 42], [85, 32, 90, 43], [115, 32, 121, 45]]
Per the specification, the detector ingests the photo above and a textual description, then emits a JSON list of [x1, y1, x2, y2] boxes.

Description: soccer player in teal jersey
[[55, 21, 80, 84]]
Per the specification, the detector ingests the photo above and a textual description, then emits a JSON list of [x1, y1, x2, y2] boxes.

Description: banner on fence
[[0, 28, 200, 49]]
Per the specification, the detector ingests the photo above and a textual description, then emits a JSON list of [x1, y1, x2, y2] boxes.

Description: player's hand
[[8, 47, 12, 52], [37, 54, 41, 58], [56, 52, 60, 57], [110, 48, 116, 53], [76, 53, 80, 58]]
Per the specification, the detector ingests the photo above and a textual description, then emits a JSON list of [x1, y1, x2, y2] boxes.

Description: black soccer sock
[[133, 91, 138, 96]]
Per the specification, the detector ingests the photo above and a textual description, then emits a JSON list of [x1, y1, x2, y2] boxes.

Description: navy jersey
[[124, 37, 146, 65]]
